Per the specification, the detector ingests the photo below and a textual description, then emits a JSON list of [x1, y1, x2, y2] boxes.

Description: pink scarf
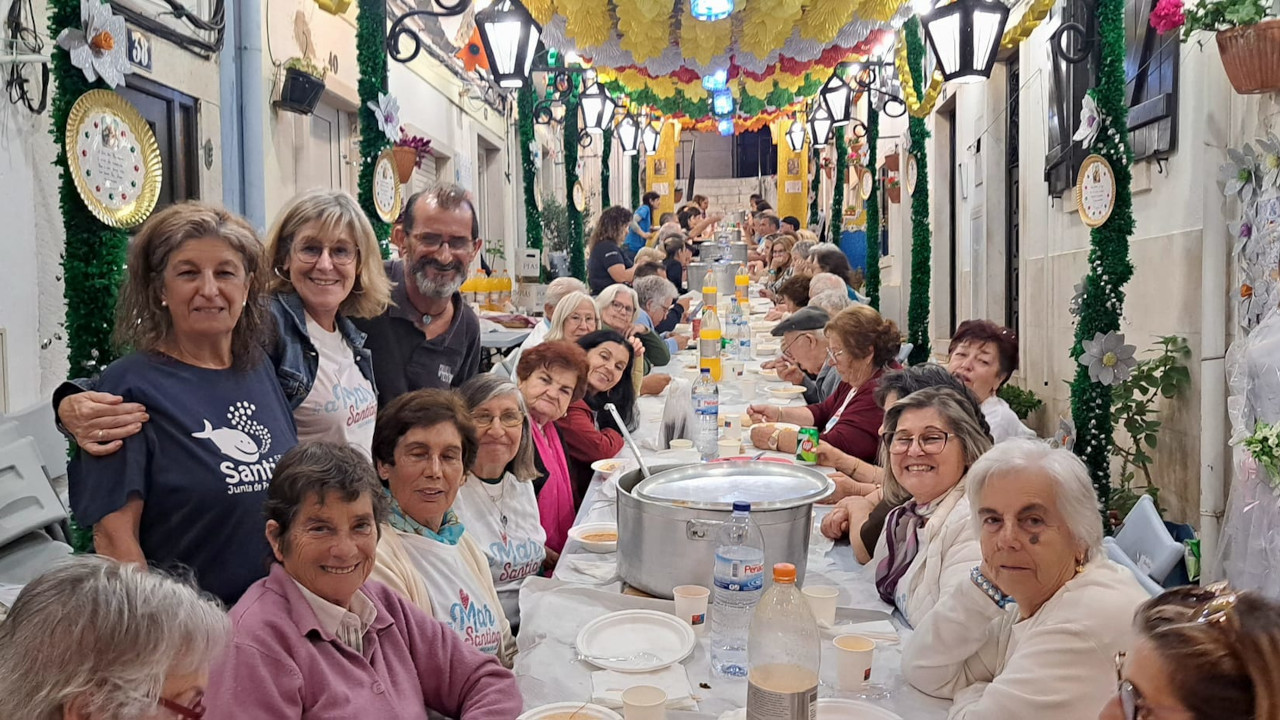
[[531, 419, 574, 553]]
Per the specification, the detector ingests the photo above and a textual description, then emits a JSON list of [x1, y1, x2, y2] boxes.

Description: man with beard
[[352, 184, 482, 405]]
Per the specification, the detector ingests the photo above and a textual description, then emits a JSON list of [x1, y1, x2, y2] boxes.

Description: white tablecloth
[[514, 347, 951, 719]]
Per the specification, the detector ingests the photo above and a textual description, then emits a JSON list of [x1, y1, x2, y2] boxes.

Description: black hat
[[771, 307, 829, 336]]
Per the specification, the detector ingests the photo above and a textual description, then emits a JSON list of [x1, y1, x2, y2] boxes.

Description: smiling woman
[[556, 330, 637, 507]]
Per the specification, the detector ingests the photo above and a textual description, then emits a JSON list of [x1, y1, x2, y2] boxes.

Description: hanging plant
[[278, 57, 327, 115], [905, 16, 932, 366], [1154, 0, 1280, 94]]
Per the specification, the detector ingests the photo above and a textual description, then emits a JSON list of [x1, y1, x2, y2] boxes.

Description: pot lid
[[632, 460, 834, 511]]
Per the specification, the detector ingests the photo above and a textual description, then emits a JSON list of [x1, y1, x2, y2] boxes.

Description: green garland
[[905, 16, 932, 365], [517, 86, 544, 281], [601, 127, 613, 208], [830, 128, 846, 245], [808, 145, 821, 228], [865, 106, 881, 310], [1069, 0, 1135, 529], [601, 74, 824, 125], [50, 0, 128, 384], [356, 0, 391, 257], [631, 153, 641, 209], [564, 80, 586, 280]]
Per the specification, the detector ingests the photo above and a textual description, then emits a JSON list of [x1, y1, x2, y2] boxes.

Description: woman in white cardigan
[[369, 389, 517, 668], [902, 440, 1149, 720], [869, 387, 993, 628]]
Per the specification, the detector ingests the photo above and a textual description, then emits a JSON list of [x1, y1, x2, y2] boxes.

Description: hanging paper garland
[[905, 17, 933, 365], [356, 0, 392, 257], [1000, 0, 1057, 49], [831, 129, 847, 245], [894, 31, 945, 119], [866, 106, 882, 310], [563, 79, 586, 281], [1068, 0, 1136, 527], [518, 86, 544, 281], [601, 126, 613, 208]]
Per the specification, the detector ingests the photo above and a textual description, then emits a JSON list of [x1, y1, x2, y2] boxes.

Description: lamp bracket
[[1051, 0, 1098, 65], [387, 0, 474, 64]]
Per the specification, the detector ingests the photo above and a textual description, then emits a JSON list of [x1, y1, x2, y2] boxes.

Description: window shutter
[[1043, 2, 1098, 197], [1125, 0, 1179, 161]]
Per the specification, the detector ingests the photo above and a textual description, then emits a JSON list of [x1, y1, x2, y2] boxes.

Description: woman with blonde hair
[[1101, 584, 1280, 720], [545, 291, 600, 344], [759, 234, 796, 297]]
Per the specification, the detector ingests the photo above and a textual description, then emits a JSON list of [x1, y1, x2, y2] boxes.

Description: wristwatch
[[767, 427, 782, 451]]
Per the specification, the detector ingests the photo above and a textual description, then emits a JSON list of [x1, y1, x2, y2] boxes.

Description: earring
[[161, 299, 167, 307], [273, 266, 289, 281]]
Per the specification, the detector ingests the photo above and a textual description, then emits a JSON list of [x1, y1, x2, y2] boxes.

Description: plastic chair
[[5, 401, 69, 482], [895, 343, 914, 366], [0, 437, 72, 585], [1103, 537, 1163, 597], [1114, 494, 1184, 584]]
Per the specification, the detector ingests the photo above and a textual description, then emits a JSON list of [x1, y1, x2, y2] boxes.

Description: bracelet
[[971, 567, 1015, 609]]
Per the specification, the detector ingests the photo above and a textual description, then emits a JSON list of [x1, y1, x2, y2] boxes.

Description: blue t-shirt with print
[[624, 204, 653, 254], [69, 352, 298, 606]]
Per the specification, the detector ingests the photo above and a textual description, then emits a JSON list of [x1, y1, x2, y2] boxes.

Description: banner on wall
[[646, 121, 679, 216], [772, 118, 808, 223]]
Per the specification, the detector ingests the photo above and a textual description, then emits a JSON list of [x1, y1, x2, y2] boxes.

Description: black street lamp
[[820, 70, 854, 127], [921, 0, 1010, 84], [579, 81, 617, 133], [808, 102, 834, 148], [476, 0, 543, 89], [786, 114, 807, 152], [616, 112, 642, 155]]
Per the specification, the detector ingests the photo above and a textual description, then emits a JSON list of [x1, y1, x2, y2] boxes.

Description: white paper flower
[[1079, 331, 1138, 386], [1257, 134, 1280, 187], [366, 92, 401, 144], [1220, 144, 1260, 208], [1073, 94, 1101, 149], [1069, 281, 1085, 317], [56, 0, 132, 88]]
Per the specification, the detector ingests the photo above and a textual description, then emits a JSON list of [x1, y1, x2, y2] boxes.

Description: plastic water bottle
[[692, 368, 719, 461], [747, 563, 820, 720], [711, 501, 766, 678], [726, 299, 744, 361], [736, 297, 753, 361]]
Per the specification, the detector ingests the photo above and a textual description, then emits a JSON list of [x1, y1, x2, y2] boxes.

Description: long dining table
[[513, 341, 952, 719]]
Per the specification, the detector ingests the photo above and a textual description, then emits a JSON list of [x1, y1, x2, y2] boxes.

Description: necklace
[[475, 474, 508, 527]]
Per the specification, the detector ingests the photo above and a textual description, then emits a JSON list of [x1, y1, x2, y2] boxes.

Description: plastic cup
[[718, 438, 741, 458], [725, 360, 745, 378], [741, 378, 758, 398], [833, 634, 876, 691], [622, 685, 667, 720], [672, 585, 709, 634], [802, 585, 839, 627], [669, 439, 693, 451]]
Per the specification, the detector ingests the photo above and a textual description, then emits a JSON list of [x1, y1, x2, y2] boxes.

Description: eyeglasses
[[158, 695, 206, 719], [881, 431, 955, 455], [293, 241, 358, 266], [473, 410, 525, 428], [827, 347, 847, 363], [609, 300, 635, 315], [1114, 653, 1143, 720], [780, 332, 813, 358], [409, 231, 474, 253]]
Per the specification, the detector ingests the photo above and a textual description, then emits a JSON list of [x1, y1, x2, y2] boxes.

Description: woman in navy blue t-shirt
[[69, 203, 297, 606]]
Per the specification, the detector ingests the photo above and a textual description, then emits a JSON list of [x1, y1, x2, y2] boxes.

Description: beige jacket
[[371, 526, 517, 668], [902, 558, 1149, 720], [870, 480, 979, 627]]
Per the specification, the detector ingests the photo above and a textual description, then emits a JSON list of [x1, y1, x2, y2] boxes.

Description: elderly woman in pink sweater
[[205, 442, 520, 719]]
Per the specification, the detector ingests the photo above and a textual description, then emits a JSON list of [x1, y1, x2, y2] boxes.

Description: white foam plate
[[767, 384, 807, 396], [568, 522, 619, 553], [590, 458, 628, 474], [519, 702, 623, 720], [575, 609, 697, 673]]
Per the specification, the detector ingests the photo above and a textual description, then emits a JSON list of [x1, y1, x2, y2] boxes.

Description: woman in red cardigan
[[747, 305, 901, 462], [555, 329, 637, 508]]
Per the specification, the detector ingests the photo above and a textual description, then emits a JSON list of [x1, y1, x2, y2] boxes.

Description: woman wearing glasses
[[1101, 584, 1280, 720], [452, 375, 546, 631], [867, 387, 992, 627], [903, 439, 1148, 719], [53, 189, 392, 457], [747, 305, 899, 462]]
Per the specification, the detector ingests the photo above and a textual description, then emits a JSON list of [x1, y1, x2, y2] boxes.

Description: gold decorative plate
[[860, 167, 874, 199], [65, 90, 162, 228], [372, 148, 402, 224], [1075, 154, 1116, 228], [907, 154, 919, 195]]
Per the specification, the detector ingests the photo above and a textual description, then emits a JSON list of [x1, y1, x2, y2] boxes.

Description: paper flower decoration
[[456, 27, 490, 73], [1220, 145, 1260, 207], [1079, 331, 1138, 386], [56, 0, 132, 88], [1257, 134, 1280, 187], [1149, 0, 1185, 34], [366, 93, 401, 144], [1069, 281, 1085, 317], [1072, 93, 1101, 149]]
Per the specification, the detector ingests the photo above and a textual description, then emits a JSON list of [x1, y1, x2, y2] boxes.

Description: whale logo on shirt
[[192, 420, 260, 462]]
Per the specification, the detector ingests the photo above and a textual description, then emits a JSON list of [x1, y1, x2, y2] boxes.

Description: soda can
[[796, 427, 819, 464]]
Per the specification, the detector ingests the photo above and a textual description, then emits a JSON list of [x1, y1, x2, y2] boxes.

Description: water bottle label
[[713, 553, 763, 591], [746, 676, 817, 720], [696, 399, 719, 416]]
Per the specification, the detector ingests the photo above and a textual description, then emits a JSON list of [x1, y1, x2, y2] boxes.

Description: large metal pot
[[713, 263, 737, 296], [615, 461, 833, 599]]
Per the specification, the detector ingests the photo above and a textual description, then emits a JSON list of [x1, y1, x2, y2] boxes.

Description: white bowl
[[757, 343, 780, 355], [569, 522, 619, 553], [766, 384, 807, 397], [519, 703, 623, 720]]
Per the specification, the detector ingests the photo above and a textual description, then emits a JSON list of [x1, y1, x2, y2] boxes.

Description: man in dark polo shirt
[[352, 184, 482, 405]]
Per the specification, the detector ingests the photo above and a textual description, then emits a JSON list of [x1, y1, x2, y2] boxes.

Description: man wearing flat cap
[[770, 307, 840, 403]]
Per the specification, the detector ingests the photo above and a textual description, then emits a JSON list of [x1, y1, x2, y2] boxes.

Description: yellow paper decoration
[[740, 0, 807, 59], [854, 0, 908, 23], [557, 0, 612, 48], [895, 29, 945, 118], [1000, 0, 1055, 49], [525, 0, 555, 25], [799, 0, 859, 43], [679, 6, 732, 66], [615, 0, 674, 62]]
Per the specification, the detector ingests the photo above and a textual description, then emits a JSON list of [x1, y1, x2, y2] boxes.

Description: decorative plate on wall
[[860, 167, 874, 199], [906, 154, 919, 195], [372, 148, 403, 224], [65, 90, 162, 228], [1075, 154, 1116, 228]]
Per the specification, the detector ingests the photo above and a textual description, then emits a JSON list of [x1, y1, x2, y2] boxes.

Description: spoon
[[604, 402, 652, 479]]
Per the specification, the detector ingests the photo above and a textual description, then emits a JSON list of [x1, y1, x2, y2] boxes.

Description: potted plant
[[886, 175, 902, 204], [393, 129, 432, 184], [278, 57, 326, 115], [1153, 0, 1279, 93]]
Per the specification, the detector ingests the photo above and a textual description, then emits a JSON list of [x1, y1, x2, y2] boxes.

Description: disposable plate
[[575, 609, 696, 672]]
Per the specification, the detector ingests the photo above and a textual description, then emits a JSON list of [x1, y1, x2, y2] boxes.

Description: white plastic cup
[[802, 585, 839, 627], [741, 378, 758, 398], [669, 439, 693, 451], [672, 584, 710, 634], [725, 360, 745, 378], [622, 685, 667, 720], [833, 634, 876, 691], [718, 438, 741, 458]]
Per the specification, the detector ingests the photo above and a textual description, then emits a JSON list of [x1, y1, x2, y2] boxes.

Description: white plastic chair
[[895, 343, 914, 366], [0, 437, 72, 585], [1114, 494, 1184, 584], [1103, 537, 1163, 597], [5, 401, 69, 482]]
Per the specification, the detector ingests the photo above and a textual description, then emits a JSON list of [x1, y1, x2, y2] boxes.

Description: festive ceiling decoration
[[599, 67, 825, 131], [894, 30, 944, 118], [456, 26, 491, 72]]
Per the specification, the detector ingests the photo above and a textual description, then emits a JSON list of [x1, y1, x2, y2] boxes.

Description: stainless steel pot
[[615, 461, 833, 599], [713, 263, 737, 296], [688, 261, 708, 290]]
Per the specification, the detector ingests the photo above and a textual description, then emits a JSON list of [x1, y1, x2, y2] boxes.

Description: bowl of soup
[[570, 522, 620, 553]]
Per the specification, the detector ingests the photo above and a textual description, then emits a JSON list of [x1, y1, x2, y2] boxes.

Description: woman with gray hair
[[0, 555, 228, 720], [868, 386, 993, 627], [451, 374, 546, 630], [903, 439, 1148, 720]]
